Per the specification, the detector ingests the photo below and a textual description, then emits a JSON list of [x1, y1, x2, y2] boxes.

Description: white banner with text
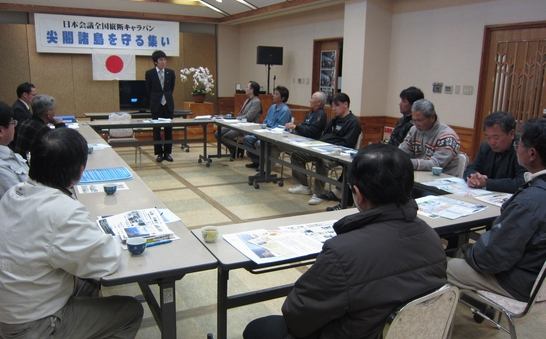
[[34, 13, 179, 56]]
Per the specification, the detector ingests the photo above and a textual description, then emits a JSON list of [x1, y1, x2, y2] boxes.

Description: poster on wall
[[320, 50, 336, 99], [34, 13, 179, 56]]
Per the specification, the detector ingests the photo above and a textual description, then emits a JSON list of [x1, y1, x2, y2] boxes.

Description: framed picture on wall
[[320, 69, 335, 87], [320, 51, 336, 69]]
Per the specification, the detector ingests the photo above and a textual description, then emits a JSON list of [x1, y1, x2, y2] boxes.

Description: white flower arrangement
[[180, 66, 215, 96]]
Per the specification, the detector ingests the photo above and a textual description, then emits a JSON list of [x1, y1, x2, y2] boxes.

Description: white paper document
[[87, 143, 112, 150], [416, 196, 487, 220], [474, 193, 512, 207], [76, 182, 129, 194], [96, 208, 178, 244], [421, 177, 491, 196], [223, 220, 338, 264]]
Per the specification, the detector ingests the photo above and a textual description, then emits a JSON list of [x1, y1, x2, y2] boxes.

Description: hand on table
[[467, 172, 488, 188]]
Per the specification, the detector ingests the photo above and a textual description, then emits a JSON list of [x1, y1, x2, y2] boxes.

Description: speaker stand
[[266, 64, 271, 94]]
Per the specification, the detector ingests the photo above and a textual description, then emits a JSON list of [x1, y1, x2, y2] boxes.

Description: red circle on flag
[[105, 55, 124, 74]]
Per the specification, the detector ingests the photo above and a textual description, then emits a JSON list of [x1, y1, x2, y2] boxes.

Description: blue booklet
[[80, 167, 133, 183]]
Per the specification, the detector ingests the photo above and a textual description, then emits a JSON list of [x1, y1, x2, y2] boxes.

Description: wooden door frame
[[312, 37, 343, 96], [472, 20, 546, 156]]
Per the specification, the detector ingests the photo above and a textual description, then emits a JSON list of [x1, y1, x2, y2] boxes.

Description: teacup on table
[[202, 226, 219, 243], [103, 184, 117, 195], [431, 166, 443, 176], [127, 237, 147, 255]]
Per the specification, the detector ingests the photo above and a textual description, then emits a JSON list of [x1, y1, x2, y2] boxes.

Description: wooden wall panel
[[0, 24, 30, 104], [218, 96, 234, 114], [27, 26, 76, 115]]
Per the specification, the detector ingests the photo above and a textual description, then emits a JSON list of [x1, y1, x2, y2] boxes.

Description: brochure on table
[[97, 208, 179, 248], [223, 220, 338, 265], [474, 193, 512, 207], [416, 195, 487, 220], [76, 182, 129, 194]]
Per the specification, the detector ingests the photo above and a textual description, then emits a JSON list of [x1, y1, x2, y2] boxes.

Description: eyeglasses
[[9, 119, 17, 127]]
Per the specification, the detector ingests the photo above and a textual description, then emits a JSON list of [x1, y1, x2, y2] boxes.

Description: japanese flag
[[92, 53, 136, 81]]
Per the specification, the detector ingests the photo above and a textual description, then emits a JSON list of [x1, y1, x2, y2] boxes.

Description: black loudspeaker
[[257, 46, 283, 65]]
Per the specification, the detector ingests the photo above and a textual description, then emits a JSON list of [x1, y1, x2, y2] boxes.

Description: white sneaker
[[288, 184, 312, 195], [308, 194, 324, 205]]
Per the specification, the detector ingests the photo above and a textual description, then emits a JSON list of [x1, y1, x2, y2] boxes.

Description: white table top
[[193, 193, 500, 268], [77, 125, 217, 285]]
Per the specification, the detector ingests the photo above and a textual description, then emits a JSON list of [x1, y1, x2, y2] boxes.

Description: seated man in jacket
[[244, 86, 292, 168], [284, 91, 327, 140], [0, 101, 28, 197], [399, 99, 461, 176], [464, 111, 525, 193], [216, 81, 262, 159], [13, 94, 65, 160], [288, 93, 361, 205], [244, 144, 447, 339], [0, 128, 143, 338], [387, 86, 424, 147], [448, 118, 546, 302]]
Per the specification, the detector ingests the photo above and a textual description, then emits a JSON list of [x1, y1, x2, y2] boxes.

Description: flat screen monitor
[[119, 80, 148, 112]]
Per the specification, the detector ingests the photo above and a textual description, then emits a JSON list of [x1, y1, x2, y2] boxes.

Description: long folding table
[[77, 125, 218, 339]]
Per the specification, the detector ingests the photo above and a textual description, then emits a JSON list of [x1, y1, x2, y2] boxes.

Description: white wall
[[362, 0, 392, 116], [219, 5, 345, 105], [342, 0, 367, 115], [385, 0, 546, 128], [217, 25, 240, 97]]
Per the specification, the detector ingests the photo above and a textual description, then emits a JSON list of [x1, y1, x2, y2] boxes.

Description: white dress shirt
[[0, 180, 121, 324]]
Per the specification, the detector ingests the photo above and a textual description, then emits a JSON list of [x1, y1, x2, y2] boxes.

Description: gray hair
[[411, 99, 436, 118], [312, 91, 327, 107], [31, 95, 55, 118]]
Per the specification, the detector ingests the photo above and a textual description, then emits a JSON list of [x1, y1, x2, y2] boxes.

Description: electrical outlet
[[432, 82, 443, 94], [463, 85, 474, 95]]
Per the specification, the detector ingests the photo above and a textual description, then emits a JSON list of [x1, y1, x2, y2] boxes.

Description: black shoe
[[317, 191, 341, 202], [237, 149, 245, 158], [164, 154, 173, 162], [156, 155, 163, 162], [326, 203, 343, 211], [245, 162, 259, 168]]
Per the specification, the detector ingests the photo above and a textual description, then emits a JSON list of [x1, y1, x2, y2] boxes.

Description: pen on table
[[146, 239, 172, 247]]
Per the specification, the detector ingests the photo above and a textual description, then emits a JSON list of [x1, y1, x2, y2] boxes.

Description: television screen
[[119, 80, 149, 111]]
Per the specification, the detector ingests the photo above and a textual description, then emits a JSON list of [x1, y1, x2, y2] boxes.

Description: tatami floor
[[101, 142, 545, 339]]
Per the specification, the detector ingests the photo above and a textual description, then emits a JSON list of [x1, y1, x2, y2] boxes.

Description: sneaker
[[316, 191, 341, 202], [288, 185, 312, 195], [308, 194, 324, 205], [326, 203, 343, 211]]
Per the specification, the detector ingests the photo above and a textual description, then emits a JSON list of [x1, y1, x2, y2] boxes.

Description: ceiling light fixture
[[199, 0, 229, 15], [235, 0, 257, 10]]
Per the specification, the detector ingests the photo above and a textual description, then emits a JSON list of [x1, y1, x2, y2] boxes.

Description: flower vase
[[192, 94, 206, 103]]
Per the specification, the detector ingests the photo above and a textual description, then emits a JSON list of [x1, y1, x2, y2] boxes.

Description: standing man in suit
[[12, 82, 36, 125], [10, 82, 36, 150], [145, 50, 175, 162]]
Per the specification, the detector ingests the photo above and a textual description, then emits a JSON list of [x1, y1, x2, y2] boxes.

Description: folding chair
[[455, 152, 468, 178], [458, 260, 546, 339], [107, 112, 141, 166], [383, 284, 460, 339]]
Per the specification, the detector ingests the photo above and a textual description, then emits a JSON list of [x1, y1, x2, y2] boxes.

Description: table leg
[[138, 279, 177, 339], [341, 164, 349, 208], [217, 267, 229, 339], [199, 123, 212, 167]]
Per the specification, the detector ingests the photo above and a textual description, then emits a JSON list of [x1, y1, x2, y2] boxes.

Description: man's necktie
[[159, 70, 166, 106]]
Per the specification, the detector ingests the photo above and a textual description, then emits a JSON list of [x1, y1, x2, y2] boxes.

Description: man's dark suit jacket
[[145, 67, 175, 117], [12, 99, 32, 124]]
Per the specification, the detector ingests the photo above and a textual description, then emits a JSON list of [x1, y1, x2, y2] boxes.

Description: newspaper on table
[[421, 177, 492, 196], [223, 220, 338, 265], [416, 195, 487, 220], [474, 192, 512, 207], [96, 208, 178, 246]]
